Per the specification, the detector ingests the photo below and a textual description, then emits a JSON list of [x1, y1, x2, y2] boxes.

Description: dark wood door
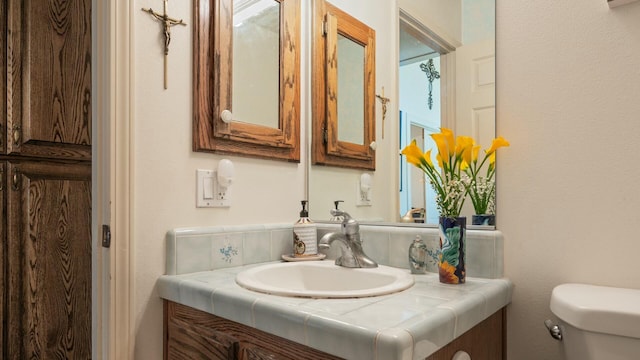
[[4, 0, 91, 161], [0, 0, 93, 358], [5, 161, 91, 359]]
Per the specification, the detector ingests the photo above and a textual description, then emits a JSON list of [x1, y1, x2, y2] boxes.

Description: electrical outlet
[[212, 171, 231, 207], [196, 169, 230, 207]]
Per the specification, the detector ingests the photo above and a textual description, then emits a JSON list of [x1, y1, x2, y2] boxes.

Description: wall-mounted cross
[[142, 0, 187, 89], [376, 87, 391, 139], [420, 59, 440, 110]]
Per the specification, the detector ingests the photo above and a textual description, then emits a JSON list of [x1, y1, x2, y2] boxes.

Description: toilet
[[549, 283, 640, 360]]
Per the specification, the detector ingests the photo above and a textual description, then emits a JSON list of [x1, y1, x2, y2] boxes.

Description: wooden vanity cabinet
[[427, 308, 505, 360], [164, 301, 342, 360], [165, 300, 505, 360]]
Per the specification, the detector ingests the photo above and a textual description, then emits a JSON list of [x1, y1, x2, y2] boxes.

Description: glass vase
[[472, 214, 495, 226], [438, 216, 466, 284]]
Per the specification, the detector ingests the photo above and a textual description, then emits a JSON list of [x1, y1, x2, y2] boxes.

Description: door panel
[[6, 0, 91, 160], [455, 38, 495, 148], [6, 161, 91, 359]]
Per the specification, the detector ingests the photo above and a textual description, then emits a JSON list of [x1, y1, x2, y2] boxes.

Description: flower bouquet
[[401, 128, 473, 284], [401, 128, 473, 219], [464, 137, 510, 225], [401, 128, 509, 284]]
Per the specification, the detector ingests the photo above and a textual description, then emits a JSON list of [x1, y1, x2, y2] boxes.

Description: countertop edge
[[157, 264, 512, 359]]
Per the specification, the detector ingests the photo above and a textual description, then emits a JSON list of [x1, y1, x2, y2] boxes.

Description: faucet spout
[[319, 233, 358, 268], [319, 211, 378, 268]]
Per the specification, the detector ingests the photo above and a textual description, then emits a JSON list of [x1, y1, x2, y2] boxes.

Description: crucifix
[[376, 87, 391, 139], [142, 0, 187, 89]]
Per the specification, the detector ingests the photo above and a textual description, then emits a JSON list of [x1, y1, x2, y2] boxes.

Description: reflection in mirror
[[232, 0, 280, 128], [337, 34, 365, 145], [400, 2, 496, 225], [311, 0, 376, 170], [308, 0, 495, 226], [398, 20, 449, 225]]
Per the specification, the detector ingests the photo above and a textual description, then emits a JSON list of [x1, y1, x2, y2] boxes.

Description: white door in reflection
[[399, 55, 442, 224]]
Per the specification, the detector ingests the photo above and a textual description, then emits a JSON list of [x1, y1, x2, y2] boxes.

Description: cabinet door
[[165, 302, 239, 360], [5, 161, 91, 359], [239, 344, 287, 360], [4, 0, 91, 160], [426, 309, 504, 360]]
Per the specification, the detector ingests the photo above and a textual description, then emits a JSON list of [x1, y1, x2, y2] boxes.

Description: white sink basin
[[235, 261, 414, 298]]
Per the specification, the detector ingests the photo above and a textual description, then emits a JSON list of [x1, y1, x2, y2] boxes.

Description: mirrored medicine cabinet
[[193, 0, 301, 162], [311, 0, 376, 170]]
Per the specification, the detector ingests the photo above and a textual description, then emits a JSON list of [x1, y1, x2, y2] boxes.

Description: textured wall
[[497, 1, 640, 359]]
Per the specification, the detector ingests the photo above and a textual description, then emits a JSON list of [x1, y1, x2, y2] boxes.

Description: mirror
[[232, 0, 280, 128], [311, 0, 376, 170], [193, 0, 301, 162], [336, 34, 365, 145], [309, 0, 496, 225]]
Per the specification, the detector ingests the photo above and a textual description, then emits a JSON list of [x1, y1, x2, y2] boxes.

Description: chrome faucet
[[319, 210, 378, 268]]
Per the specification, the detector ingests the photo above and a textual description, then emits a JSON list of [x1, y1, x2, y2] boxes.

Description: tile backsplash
[[166, 223, 504, 279]]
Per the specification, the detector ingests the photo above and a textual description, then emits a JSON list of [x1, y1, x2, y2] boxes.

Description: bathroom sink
[[235, 261, 414, 298]]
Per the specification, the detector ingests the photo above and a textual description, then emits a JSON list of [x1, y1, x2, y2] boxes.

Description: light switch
[[203, 177, 214, 199], [196, 169, 215, 207], [196, 169, 230, 208]]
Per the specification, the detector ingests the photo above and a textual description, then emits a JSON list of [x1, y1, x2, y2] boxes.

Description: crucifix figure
[[420, 59, 440, 110], [376, 87, 391, 139], [142, 0, 187, 89]]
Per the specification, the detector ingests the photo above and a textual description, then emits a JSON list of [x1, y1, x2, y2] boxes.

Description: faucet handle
[[330, 210, 360, 236]]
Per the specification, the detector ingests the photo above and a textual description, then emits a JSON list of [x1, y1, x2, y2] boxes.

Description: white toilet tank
[[550, 283, 640, 360]]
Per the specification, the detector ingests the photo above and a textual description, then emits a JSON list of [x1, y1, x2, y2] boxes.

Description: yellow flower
[[471, 145, 481, 163], [401, 140, 424, 167], [401, 140, 436, 171], [442, 128, 455, 154], [485, 136, 510, 155], [455, 136, 474, 165], [488, 151, 496, 173], [431, 132, 450, 164], [424, 149, 434, 168]]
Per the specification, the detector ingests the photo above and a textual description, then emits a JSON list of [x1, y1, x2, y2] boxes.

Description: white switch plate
[[355, 180, 372, 206], [196, 169, 231, 207]]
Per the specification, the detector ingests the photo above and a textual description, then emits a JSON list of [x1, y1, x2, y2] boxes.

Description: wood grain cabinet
[[0, 0, 93, 358], [165, 301, 506, 360], [427, 309, 505, 360], [165, 301, 342, 360]]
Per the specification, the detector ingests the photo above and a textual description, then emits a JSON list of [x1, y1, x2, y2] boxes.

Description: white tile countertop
[[157, 261, 513, 360]]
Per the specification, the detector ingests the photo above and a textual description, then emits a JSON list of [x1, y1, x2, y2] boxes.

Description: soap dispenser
[[329, 200, 345, 222], [293, 200, 317, 257], [408, 235, 427, 274]]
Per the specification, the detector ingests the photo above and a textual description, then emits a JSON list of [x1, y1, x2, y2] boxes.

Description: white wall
[[462, 0, 494, 44], [399, 0, 462, 44], [133, 0, 307, 358], [133, 0, 394, 357], [497, 1, 640, 359]]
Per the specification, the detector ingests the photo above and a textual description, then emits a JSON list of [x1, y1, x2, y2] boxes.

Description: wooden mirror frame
[[312, 0, 376, 170], [194, 0, 301, 162]]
